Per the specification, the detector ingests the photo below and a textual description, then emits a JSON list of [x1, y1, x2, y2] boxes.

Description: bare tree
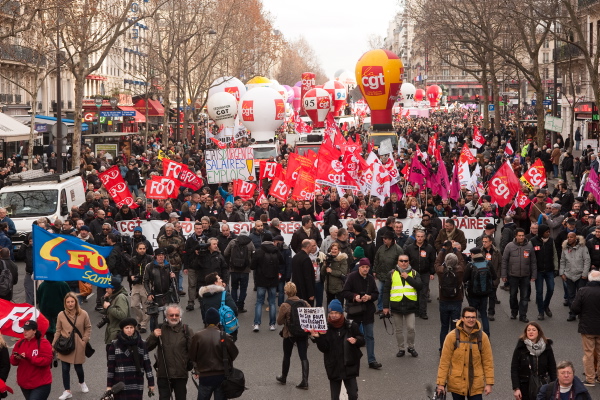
[[0, 0, 48, 40], [367, 34, 385, 50], [274, 36, 327, 86]]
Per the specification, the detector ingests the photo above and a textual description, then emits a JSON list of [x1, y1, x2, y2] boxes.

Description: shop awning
[[0, 113, 37, 142], [134, 98, 165, 117], [118, 106, 146, 123]]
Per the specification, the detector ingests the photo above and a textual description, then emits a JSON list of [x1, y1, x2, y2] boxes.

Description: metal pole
[[176, 48, 181, 144], [55, 8, 63, 174]]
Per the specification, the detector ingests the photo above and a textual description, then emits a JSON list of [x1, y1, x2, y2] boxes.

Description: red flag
[[292, 170, 316, 201], [318, 138, 342, 162], [98, 166, 138, 209], [294, 114, 313, 134], [449, 162, 462, 200], [210, 137, 227, 149], [259, 161, 282, 180], [269, 177, 290, 201], [400, 163, 409, 176], [504, 142, 514, 156], [0, 299, 50, 338], [163, 158, 203, 190], [256, 189, 267, 204], [488, 161, 521, 207], [146, 176, 181, 199], [510, 190, 531, 212], [315, 156, 359, 189], [520, 158, 546, 189], [473, 126, 486, 148], [233, 179, 256, 201], [367, 140, 374, 154], [286, 153, 313, 186], [458, 143, 477, 165]]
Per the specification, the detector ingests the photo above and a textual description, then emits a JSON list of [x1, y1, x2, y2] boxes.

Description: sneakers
[[583, 380, 596, 387], [488, 314, 495, 321], [80, 382, 89, 393], [59, 391, 72, 400], [396, 350, 405, 357], [178, 291, 186, 296], [253, 324, 259, 332], [567, 315, 576, 322], [238, 308, 248, 313], [269, 325, 276, 331], [408, 348, 419, 357]]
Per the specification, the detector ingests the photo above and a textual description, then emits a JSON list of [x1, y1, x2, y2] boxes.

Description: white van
[[0, 169, 86, 252]]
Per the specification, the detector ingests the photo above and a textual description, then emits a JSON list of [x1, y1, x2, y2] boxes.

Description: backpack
[[0, 260, 13, 299], [229, 241, 248, 271], [285, 299, 309, 338], [454, 328, 482, 352], [219, 291, 239, 334], [439, 263, 460, 298], [261, 251, 279, 279], [468, 261, 494, 297]]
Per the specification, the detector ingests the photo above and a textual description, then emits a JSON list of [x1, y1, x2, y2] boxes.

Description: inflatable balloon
[[426, 85, 442, 107], [282, 85, 294, 104], [239, 87, 285, 142], [303, 88, 331, 128], [207, 92, 237, 128], [334, 69, 356, 85], [208, 76, 246, 103], [246, 76, 272, 91], [355, 49, 403, 128], [294, 81, 302, 87], [292, 86, 302, 111], [400, 82, 416, 107], [273, 84, 287, 103], [300, 72, 315, 115], [323, 80, 347, 116], [415, 89, 425, 102]]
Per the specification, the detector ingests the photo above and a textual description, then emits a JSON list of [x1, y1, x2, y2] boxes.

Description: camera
[[146, 302, 159, 316], [379, 312, 391, 320], [196, 243, 209, 252], [131, 275, 142, 285], [97, 315, 110, 329], [325, 253, 335, 263]]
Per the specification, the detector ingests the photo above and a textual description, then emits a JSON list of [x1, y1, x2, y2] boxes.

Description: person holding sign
[[310, 299, 365, 400]]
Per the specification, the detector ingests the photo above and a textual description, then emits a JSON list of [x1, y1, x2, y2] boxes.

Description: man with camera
[[404, 229, 436, 320], [102, 276, 130, 351], [146, 304, 193, 400], [193, 238, 229, 295], [184, 222, 208, 311], [130, 241, 153, 333], [143, 248, 179, 331], [157, 223, 186, 297]]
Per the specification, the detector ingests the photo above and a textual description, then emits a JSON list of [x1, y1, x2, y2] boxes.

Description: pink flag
[[407, 155, 429, 185], [449, 162, 461, 200], [585, 168, 600, 201], [433, 160, 451, 200]]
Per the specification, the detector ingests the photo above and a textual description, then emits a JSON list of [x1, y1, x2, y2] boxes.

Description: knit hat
[[205, 307, 220, 325], [538, 224, 550, 236], [358, 257, 371, 267], [111, 275, 123, 291], [263, 232, 273, 242], [470, 248, 485, 260], [239, 229, 249, 236], [80, 225, 90, 232], [353, 224, 364, 233], [328, 299, 343, 313], [550, 203, 562, 210], [485, 223, 495, 230], [445, 253, 458, 268], [133, 226, 143, 233], [119, 317, 138, 330], [273, 235, 284, 242], [353, 246, 365, 259]]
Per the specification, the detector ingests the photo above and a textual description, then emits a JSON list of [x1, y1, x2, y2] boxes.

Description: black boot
[[296, 360, 309, 390], [276, 358, 290, 384]]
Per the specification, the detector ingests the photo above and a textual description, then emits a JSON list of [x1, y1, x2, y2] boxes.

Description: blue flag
[[33, 225, 113, 288]]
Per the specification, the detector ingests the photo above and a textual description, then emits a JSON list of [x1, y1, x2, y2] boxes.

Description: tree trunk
[[162, 71, 172, 139], [535, 90, 546, 148], [481, 70, 489, 129], [72, 75, 85, 170]]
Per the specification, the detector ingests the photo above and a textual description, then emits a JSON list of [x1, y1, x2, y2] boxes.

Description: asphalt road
[[7, 262, 600, 400]]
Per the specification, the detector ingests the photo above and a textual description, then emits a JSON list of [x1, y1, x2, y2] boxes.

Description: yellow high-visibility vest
[[390, 269, 418, 302]]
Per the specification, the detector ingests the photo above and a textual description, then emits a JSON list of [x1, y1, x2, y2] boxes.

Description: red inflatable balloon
[[303, 88, 331, 128], [426, 85, 442, 107], [300, 72, 315, 116], [323, 80, 347, 116], [415, 89, 425, 102]]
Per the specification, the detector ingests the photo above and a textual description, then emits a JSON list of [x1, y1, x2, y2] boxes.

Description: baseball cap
[[23, 320, 38, 331]]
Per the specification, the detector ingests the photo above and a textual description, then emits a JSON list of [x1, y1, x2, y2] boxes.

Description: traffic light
[[593, 103, 599, 122]]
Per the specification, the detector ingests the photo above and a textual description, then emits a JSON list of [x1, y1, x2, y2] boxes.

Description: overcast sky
[[261, 0, 400, 81]]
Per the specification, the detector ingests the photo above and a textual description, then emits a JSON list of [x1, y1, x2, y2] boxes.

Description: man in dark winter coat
[[131, 226, 153, 256], [250, 232, 283, 332], [290, 215, 323, 253], [291, 239, 315, 305], [198, 272, 238, 328], [183, 222, 208, 311], [586, 226, 600, 270], [224, 230, 255, 313], [216, 223, 236, 253], [404, 229, 436, 319], [192, 238, 229, 290], [248, 220, 265, 249], [537, 360, 592, 399], [530, 224, 558, 321], [274, 235, 292, 306], [375, 217, 395, 249]]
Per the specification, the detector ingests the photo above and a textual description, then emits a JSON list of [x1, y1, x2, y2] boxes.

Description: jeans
[[418, 276, 430, 316], [535, 271, 555, 314], [21, 383, 52, 400], [197, 375, 225, 400], [157, 377, 187, 400], [439, 301, 462, 349], [278, 281, 286, 306], [230, 272, 249, 308], [283, 337, 308, 362], [61, 361, 84, 390], [254, 286, 276, 326], [488, 288, 497, 315], [359, 322, 376, 363], [315, 280, 324, 308], [178, 270, 183, 292], [330, 378, 358, 400], [376, 279, 385, 311], [467, 296, 490, 338], [553, 164, 558, 178], [392, 312, 415, 351], [24, 273, 34, 305], [128, 184, 139, 197], [566, 278, 586, 317], [576, 140, 581, 150], [451, 393, 483, 400], [509, 276, 531, 318]]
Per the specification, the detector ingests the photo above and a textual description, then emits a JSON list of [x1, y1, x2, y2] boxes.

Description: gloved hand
[[165, 245, 175, 253]]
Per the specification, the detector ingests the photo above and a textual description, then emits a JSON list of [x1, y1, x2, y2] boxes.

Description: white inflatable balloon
[[207, 92, 237, 128], [400, 82, 417, 107], [239, 87, 285, 142], [246, 76, 272, 91], [208, 76, 246, 103]]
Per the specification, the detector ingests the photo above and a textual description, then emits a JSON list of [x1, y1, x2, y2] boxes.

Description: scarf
[[118, 331, 142, 374], [446, 227, 457, 241], [524, 338, 546, 357], [328, 315, 345, 329]]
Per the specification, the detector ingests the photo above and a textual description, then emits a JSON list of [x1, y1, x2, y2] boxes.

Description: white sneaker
[[59, 391, 72, 400], [80, 382, 89, 393], [270, 325, 276, 331], [253, 324, 259, 332]]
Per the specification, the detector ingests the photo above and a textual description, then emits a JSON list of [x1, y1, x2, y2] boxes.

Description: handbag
[[528, 356, 547, 400], [78, 281, 92, 297], [64, 312, 95, 358], [345, 279, 368, 317], [54, 314, 77, 355], [220, 330, 246, 399]]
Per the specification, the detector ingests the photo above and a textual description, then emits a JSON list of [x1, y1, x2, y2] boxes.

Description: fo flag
[[163, 158, 203, 191], [473, 126, 486, 148], [488, 161, 521, 207], [269, 177, 290, 202], [0, 299, 49, 338], [520, 158, 547, 189], [33, 225, 113, 288], [146, 176, 181, 199], [98, 166, 138, 209], [259, 161, 283, 180], [458, 143, 477, 165], [233, 179, 256, 201]]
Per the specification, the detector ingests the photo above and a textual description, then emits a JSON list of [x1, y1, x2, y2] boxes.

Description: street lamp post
[[95, 95, 103, 134], [109, 96, 118, 132], [56, 18, 63, 174]]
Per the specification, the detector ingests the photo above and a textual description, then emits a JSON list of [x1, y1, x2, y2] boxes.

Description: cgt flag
[[488, 161, 521, 207], [520, 158, 547, 189], [0, 299, 49, 338], [33, 225, 113, 288]]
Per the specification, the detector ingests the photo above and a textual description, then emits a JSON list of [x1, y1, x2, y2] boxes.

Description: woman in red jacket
[[10, 320, 53, 400]]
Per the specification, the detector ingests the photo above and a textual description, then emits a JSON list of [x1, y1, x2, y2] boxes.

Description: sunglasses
[[399, 260, 409, 263], [168, 314, 180, 317]]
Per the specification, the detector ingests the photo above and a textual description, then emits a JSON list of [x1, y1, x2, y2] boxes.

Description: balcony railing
[[554, 43, 582, 61], [0, 44, 46, 66]]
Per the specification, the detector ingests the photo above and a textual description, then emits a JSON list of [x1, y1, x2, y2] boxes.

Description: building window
[[544, 68, 549, 80], [442, 69, 449, 77], [543, 39, 549, 48], [543, 52, 549, 63]]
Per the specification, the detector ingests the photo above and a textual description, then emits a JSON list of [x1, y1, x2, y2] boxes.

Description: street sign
[[35, 123, 47, 132], [501, 92, 518, 97], [545, 115, 563, 133], [488, 104, 495, 112], [122, 111, 136, 117], [531, 100, 536, 106], [100, 111, 123, 117], [543, 100, 552, 106]]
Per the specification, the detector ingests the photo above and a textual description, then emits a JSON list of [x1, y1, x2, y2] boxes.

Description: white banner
[[115, 217, 494, 254]]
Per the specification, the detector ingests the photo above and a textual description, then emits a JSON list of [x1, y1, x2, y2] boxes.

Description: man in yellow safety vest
[[382, 255, 423, 358]]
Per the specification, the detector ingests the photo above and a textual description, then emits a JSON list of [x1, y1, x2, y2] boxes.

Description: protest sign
[[205, 147, 256, 184], [298, 307, 327, 332]]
